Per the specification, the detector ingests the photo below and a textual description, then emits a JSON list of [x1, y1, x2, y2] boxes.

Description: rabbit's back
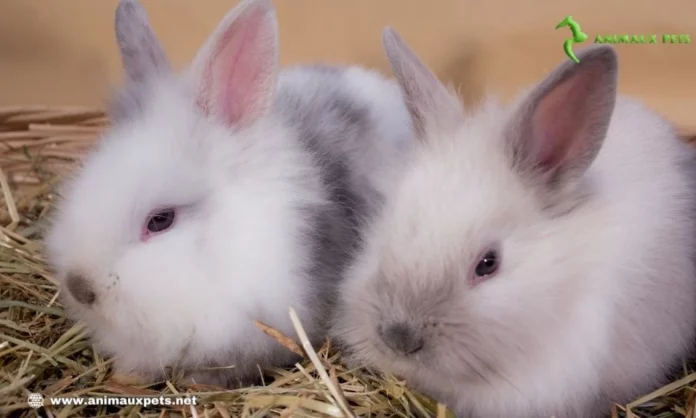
[[271, 64, 412, 323]]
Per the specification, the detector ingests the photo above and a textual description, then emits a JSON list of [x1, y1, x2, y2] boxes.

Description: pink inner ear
[[197, 7, 274, 127], [531, 70, 599, 169]]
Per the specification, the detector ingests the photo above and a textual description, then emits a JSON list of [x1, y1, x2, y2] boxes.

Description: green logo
[[555, 16, 588, 63], [555, 15, 691, 64]]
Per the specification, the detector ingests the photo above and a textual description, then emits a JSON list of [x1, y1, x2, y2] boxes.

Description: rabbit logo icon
[[555, 16, 588, 63]]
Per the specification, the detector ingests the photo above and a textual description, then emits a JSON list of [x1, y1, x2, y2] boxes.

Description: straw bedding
[[1, 106, 695, 418]]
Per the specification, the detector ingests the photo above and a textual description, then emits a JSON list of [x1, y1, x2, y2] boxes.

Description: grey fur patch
[[273, 66, 377, 333]]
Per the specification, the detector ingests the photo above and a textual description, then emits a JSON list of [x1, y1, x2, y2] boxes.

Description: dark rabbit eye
[[146, 208, 176, 233], [474, 250, 499, 277]]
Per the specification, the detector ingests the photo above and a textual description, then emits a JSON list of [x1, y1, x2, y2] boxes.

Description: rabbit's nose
[[65, 273, 97, 306], [379, 322, 424, 355]]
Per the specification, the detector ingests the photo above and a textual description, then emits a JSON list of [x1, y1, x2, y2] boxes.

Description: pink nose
[[65, 273, 97, 306]]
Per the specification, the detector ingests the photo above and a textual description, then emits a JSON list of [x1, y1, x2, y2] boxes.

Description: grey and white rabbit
[[332, 27, 696, 417], [43, 0, 412, 387]]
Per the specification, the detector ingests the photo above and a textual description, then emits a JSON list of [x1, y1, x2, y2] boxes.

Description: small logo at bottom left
[[27, 393, 44, 409]]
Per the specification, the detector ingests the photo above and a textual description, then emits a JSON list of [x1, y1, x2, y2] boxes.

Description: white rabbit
[[43, 0, 412, 387], [332, 27, 696, 417]]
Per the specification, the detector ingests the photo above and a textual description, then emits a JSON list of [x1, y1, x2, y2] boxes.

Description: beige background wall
[[1, 0, 694, 131]]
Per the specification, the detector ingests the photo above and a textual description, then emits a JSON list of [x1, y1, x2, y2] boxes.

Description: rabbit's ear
[[189, 0, 279, 129], [115, 0, 170, 84], [382, 27, 463, 141], [505, 45, 618, 191]]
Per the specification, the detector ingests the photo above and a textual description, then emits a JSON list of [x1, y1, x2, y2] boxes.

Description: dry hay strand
[[0, 105, 695, 418]]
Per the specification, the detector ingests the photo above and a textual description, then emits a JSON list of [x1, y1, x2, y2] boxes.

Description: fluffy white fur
[[332, 29, 696, 418], [44, 0, 412, 386]]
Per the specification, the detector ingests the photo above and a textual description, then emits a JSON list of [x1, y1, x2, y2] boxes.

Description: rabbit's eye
[[146, 208, 176, 233], [474, 250, 499, 277]]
